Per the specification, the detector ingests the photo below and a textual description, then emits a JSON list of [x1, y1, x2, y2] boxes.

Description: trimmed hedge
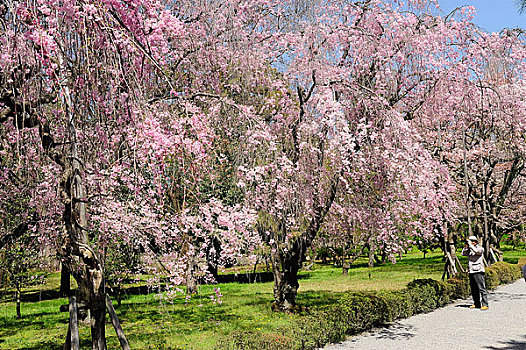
[[485, 261, 521, 289], [220, 261, 523, 350]]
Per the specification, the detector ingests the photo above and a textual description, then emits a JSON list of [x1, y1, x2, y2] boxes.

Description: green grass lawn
[[0, 246, 524, 350]]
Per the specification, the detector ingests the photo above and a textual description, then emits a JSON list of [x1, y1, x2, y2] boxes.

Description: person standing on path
[[462, 235, 489, 310]]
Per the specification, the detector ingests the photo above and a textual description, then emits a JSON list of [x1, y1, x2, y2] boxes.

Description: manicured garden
[[2, 246, 525, 350], [3, 0, 526, 349]]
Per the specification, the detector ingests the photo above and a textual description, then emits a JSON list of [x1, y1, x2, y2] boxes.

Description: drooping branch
[[0, 91, 64, 165], [494, 156, 524, 218], [0, 214, 39, 250]]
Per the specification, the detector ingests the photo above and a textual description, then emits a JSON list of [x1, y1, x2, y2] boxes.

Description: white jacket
[[462, 241, 485, 273]]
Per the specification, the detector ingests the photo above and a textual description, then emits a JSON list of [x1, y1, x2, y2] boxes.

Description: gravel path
[[324, 279, 526, 350]]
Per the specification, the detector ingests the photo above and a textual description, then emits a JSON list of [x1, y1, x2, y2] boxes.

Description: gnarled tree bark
[[1, 88, 112, 350]]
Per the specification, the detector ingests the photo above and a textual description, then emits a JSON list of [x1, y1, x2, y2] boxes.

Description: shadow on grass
[[503, 256, 521, 264], [17, 343, 61, 350], [216, 271, 275, 284], [17, 338, 90, 350], [18, 342, 62, 350], [386, 255, 444, 267], [116, 299, 242, 327], [0, 328, 18, 342], [0, 316, 57, 329], [4, 272, 277, 306], [0, 322, 67, 350], [317, 254, 445, 271], [3, 290, 64, 304], [296, 290, 342, 308]]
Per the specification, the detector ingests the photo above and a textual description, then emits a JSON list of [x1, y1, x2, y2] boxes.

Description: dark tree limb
[[0, 214, 39, 250], [106, 295, 130, 350], [66, 296, 79, 350]]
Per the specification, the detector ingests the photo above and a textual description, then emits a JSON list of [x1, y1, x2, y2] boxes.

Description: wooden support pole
[[454, 255, 466, 273], [63, 324, 71, 350], [106, 294, 130, 350], [493, 247, 503, 262], [442, 260, 449, 281], [445, 251, 458, 275], [490, 248, 498, 264], [69, 296, 79, 350]]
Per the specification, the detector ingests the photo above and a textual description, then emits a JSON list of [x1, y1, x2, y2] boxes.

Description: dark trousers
[[469, 272, 488, 307]]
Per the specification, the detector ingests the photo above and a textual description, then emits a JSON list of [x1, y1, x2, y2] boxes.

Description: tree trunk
[[116, 286, 122, 307], [251, 255, 259, 283], [206, 236, 221, 281], [269, 231, 313, 312], [58, 77, 108, 350], [65, 251, 106, 350], [3, 55, 114, 349], [342, 261, 350, 276], [446, 222, 456, 273], [267, 165, 340, 312], [15, 287, 21, 319], [442, 222, 464, 280], [481, 178, 492, 264], [368, 241, 375, 268], [90, 299, 106, 350], [60, 161, 107, 350], [60, 262, 71, 297], [207, 263, 218, 282], [186, 250, 198, 295], [270, 251, 301, 312]]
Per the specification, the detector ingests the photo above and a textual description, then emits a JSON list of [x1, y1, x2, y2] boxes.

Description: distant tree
[[0, 232, 46, 319], [414, 24, 526, 265], [103, 240, 142, 307]]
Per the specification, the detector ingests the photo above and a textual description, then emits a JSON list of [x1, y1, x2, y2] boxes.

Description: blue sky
[[437, 0, 524, 32]]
